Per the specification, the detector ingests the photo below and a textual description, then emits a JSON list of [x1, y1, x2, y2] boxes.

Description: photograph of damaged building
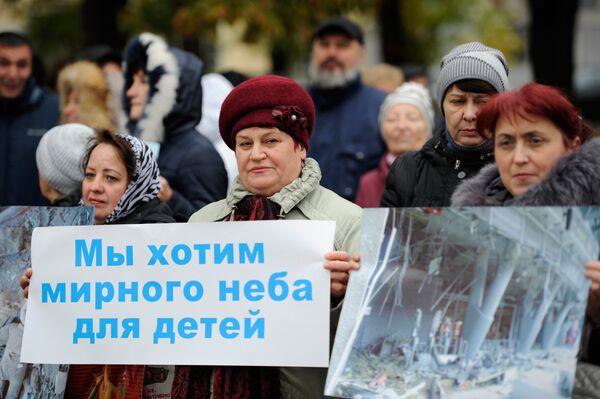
[[0, 206, 93, 399], [326, 207, 600, 399]]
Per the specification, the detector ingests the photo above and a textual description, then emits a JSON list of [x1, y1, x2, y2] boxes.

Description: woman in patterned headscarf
[[21, 130, 174, 398], [22, 130, 174, 287], [81, 130, 174, 225]]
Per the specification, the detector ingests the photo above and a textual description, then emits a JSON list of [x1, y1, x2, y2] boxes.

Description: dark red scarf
[[228, 195, 282, 221]]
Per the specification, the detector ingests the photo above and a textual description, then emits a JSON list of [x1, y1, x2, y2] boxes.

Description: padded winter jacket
[[0, 78, 59, 205], [380, 126, 494, 207], [308, 77, 386, 202]]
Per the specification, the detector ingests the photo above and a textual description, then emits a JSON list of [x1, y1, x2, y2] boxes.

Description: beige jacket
[[189, 158, 362, 398]]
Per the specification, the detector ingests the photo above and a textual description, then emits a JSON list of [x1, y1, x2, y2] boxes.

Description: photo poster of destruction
[[0, 206, 93, 399], [326, 206, 600, 399]]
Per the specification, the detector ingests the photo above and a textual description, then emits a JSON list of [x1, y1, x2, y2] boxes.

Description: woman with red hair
[[451, 82, 600, 394], [451, 82, 597, 204]]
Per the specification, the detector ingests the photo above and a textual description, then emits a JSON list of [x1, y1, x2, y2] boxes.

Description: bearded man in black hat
[[307, 16, 386, 202]]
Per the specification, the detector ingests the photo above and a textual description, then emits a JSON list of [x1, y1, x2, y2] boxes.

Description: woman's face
[[495, 113, 580, 197], [443, 84, 492, 147], [126, 70, 149, 122], [63, 90, 79, 123], [382, 103, 429, 155], [235, 127, 306, 197], [82, 143, 129, 224]]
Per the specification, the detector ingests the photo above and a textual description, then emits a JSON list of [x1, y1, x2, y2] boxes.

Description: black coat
[[112, 198, 175, 224], [51, 193, 174, 224], [380, 126, 494, 207], [0, 78, 60, 206], [53, 190, 82, 207]]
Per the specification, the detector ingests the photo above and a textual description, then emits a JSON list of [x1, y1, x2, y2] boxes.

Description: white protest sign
[[21, 220, 334, 367]]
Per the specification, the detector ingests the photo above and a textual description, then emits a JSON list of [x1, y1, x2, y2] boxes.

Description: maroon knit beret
[[219, 75, 315, 151]]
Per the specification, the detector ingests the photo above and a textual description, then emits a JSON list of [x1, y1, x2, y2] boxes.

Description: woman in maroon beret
[[188, 75, 362, 399]]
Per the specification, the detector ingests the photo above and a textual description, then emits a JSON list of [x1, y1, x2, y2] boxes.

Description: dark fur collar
[[451, 137, 600, 207]]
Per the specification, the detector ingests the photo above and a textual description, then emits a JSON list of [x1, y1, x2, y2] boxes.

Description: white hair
[[308, 63, 360, 89]]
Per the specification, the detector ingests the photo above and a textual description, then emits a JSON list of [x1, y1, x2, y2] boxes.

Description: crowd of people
[[2, 13, 600, 399]]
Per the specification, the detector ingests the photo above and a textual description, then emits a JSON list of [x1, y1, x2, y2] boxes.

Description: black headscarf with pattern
[[104, 134, 161, 224]]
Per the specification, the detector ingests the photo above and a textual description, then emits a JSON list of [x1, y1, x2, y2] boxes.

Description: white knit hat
[[35, 123, 96, 196], [436, 41, 509, 110], [379, 82, 435, 136]]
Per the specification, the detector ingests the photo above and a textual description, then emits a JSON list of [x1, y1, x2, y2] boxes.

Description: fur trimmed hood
[[451, 137, 600, 207], [122, 32, 203, 143]]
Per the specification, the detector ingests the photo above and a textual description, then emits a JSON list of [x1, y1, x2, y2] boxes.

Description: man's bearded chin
[[308, 63, 359, 89]]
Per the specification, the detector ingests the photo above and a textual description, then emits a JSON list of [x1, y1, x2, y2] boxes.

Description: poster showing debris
[[326, 207, 600, 399], [0, 206, 93, 399]]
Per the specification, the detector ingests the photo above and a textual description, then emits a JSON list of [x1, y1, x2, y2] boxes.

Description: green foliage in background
[[2, 0, 524, 67], [119, 0, 178, 39], [119, 0, 377, 57], [401, 0, 523, 63], [28, 2, 84, 58], [119, 0, 523, 64], [1, 0, 84, 64]]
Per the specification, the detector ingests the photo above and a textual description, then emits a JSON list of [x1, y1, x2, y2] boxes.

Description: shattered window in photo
[[0, 206, 93, 399], [327, 207, 600, 399]]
